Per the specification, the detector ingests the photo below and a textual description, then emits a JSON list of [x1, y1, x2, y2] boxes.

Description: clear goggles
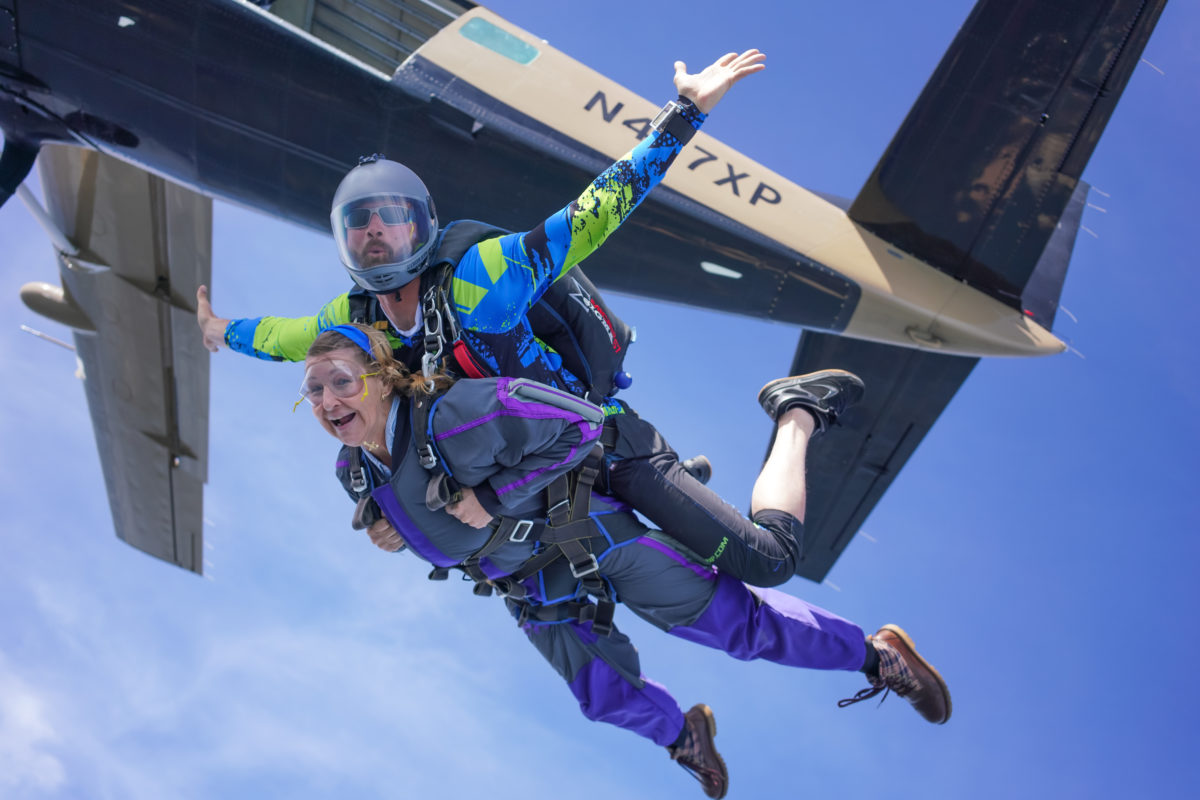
[[294, 360, 379, 412]]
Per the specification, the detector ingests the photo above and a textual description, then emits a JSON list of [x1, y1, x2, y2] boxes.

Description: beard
[[358, 240, 396, 267]]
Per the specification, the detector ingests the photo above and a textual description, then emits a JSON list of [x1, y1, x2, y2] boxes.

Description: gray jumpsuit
[[336, 377, 867, 746]]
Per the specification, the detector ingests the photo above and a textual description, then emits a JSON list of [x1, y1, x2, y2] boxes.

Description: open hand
[[196, 285, 230, 353], [674, 49, 765, 114]]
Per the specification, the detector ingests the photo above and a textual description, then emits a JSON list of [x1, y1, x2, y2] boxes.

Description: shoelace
[[838, 640, 918, 708], [670, 737, 725, 798], [837, 684, 889, 708], [672, 754, 725, 797]]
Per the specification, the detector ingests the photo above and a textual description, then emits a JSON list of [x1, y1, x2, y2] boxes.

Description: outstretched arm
[[453, 49, 766, 334], [195, 285, 382, 362]]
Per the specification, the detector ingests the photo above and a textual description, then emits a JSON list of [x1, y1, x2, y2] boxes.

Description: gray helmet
[[330, 155, 438, 292]]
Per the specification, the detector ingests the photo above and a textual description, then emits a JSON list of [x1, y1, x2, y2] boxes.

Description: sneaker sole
[[692, 704, 728, 799], [879, 624, 953, 724], [757, 369, 865, 425], [757, 369, 862, 403]]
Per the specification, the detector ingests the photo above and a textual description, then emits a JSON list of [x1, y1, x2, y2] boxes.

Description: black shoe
[[682, 455, 713, 485], [668, 704, 728, 798], [756, 369, 865, 435]]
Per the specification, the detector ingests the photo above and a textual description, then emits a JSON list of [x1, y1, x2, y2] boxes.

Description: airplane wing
[[33, 145, 212, 572], [266, 0, 475, 75], [848, 0, 1167, 330]]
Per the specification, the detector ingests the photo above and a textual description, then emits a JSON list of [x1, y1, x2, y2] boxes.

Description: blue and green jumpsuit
[[224, 98, 803, 587], [343, 375, 867, 748]]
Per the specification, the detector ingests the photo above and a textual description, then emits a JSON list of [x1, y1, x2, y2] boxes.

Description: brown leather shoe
[[838, 624, 952, 724], [668, 704, 729, 798]]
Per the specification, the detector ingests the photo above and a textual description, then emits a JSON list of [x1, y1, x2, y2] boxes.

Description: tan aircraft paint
[[412, 8, 1066, 358]]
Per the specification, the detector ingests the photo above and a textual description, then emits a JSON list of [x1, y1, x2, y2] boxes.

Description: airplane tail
[[848, 0, 1165, 329]]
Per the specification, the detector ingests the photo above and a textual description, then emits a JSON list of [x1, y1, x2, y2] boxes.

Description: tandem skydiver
[[299, 322, 952, 799], [196, 50, 843, 588]]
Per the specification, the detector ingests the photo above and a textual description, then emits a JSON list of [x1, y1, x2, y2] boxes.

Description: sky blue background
[[2, 1, 1198, 797]]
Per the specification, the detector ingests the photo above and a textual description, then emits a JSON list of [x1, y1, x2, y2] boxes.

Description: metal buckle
[[417, 443, 438, 469], [509, 519, 534, 543], [569, 553, 600, 579], [349, 467, 367, 494]]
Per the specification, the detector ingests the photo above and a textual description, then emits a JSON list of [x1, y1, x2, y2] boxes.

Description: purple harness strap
[[371, 485, 457, 568]]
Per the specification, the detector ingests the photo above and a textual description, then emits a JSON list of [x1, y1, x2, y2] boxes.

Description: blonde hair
[[307, 324, 453, 397]]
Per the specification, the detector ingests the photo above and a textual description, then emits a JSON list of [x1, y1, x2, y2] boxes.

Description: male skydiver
[[196, 49, 861, 588]]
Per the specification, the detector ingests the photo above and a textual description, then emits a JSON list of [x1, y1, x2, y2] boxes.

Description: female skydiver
[[300, 323, 952, 800]]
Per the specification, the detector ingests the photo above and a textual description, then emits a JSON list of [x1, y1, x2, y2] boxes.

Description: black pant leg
[[605, 412, 802, 586]]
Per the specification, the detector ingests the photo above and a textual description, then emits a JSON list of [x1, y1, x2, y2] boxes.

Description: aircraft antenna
[[19, 324, 75, 352]]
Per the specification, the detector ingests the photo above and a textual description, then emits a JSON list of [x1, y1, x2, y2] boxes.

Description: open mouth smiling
[[329, 412, 357, 428]]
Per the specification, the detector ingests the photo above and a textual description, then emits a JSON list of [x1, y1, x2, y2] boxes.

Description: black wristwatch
[[650, 96, 701, 146]]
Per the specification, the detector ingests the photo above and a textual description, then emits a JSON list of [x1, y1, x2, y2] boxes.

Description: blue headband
[[324, 324, 375, 359]]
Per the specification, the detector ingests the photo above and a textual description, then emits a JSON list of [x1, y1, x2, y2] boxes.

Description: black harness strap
[[408, 390, 465, 506], [505, 445, 616, 634], [514, 596, 614, 632], [345, 447, 383, 531], [458, 516, 542, 595]]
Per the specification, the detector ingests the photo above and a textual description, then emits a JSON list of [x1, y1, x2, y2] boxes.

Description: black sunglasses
[[344, 204, 414, 229]]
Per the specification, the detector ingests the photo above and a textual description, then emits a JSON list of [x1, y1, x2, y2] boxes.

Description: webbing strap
[[452, 340, 488, 379], [408, 392, 464, 507], [600, 417, 619, 450], [517, 595, 616, 636], [347, 447, 369, 498], [546, 474, 571, 527], [571, 452, 601, 520], [461, 517, 542, 577]]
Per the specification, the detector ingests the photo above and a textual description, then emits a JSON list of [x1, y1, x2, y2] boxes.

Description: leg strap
[[515, 595, 616, 636]]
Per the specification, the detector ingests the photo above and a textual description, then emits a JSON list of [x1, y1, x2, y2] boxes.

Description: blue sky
[[2, 1, 1199, 797]]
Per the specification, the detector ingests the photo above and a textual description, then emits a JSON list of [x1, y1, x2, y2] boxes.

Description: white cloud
[[0, 656, 67, 794]]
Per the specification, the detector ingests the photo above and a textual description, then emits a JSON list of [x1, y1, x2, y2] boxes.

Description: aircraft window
[[459, 18, 539, 65]]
